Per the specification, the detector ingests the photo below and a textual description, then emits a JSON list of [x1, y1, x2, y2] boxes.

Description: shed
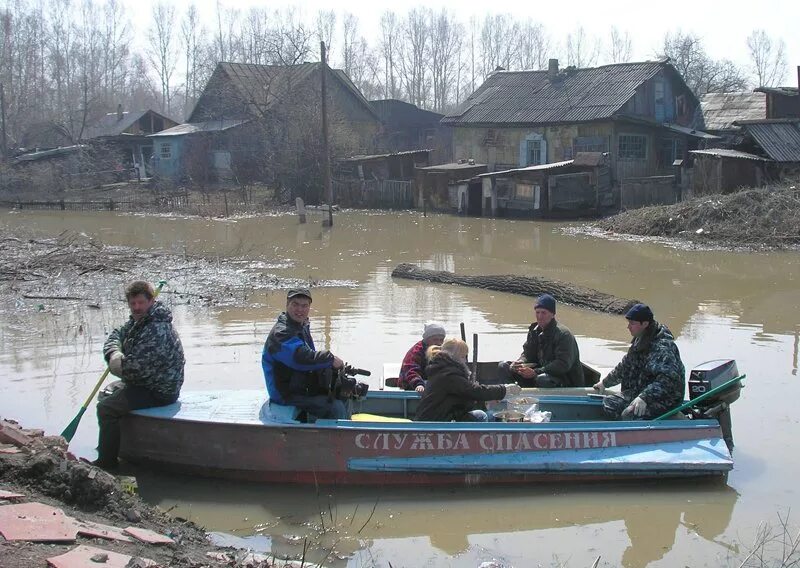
[[148, 119, 250, 182], [333, 150, 432, 208], [474, 152, 612, 218], [689, 149, 773, 195], [415, 162, 489, 212]]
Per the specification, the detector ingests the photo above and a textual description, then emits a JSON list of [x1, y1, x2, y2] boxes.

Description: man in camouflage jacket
[[95, 280, 184, 469], [594, 304, 685, 420]]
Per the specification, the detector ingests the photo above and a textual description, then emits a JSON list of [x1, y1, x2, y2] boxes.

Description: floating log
[[391, 263, 639, 314]]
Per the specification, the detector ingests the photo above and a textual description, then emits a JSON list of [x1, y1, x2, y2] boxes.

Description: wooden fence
[[333, 179, 414, 209], [0, 194, 190, 212], [620, 176, 678, 210]]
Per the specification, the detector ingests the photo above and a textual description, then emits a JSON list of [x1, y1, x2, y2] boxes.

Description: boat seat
[[351, 413, 412, 423], [259, 401, 301, 424]]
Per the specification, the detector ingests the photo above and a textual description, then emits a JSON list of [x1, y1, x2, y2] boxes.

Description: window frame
[[617, 134, 647, 161]]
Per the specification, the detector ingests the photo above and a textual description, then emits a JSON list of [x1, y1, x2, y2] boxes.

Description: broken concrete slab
[[0, 443, 23, 454], [123, 526, 175, 545], [0, 489, 26, 500], [47, 545, 156, 568], [0, 502, 77, 542], [0, 422, 34, 447], [75, 519, 134, 542]]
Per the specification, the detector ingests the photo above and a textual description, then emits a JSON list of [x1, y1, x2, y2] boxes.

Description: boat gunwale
[[126, 411, 723, 433]]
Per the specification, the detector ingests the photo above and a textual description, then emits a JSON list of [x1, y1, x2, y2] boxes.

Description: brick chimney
[[548, 59, 559, 81]]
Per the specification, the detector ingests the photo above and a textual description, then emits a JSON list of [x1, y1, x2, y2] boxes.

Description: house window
[[159, 142, 172, 160], [573, 136, 608, 154], [527, 140, 542, 166], [618, 134, 647, 160], [520, 133, 546, 166]]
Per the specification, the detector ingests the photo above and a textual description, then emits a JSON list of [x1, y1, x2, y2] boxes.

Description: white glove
[[592, 380, 605, 393], [108, 352, 125, 377], [414, 385, 425, 393], [623, 396, 647, 418], [504, 383, 522, 396]]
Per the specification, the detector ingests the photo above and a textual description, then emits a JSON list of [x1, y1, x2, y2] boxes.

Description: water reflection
[[2, 210, 800, 566], [135, 473, 737, 567]]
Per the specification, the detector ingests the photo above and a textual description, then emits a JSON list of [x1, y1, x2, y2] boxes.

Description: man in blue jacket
[[262, 288, 346, 419]]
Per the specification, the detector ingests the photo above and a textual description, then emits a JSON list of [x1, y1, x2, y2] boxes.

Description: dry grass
[[596, 180, 800, 249]]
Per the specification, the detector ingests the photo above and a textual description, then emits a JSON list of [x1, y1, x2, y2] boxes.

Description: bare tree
[[607, 26, 632, 64], [101, 0, 131, 104], [315, 10, 336, 63], [480, 14, 520, 76], [397, 8, 430, 107], [516, 20, 550, 70], [266, 7, 312, 66], [147, 2, 178, 114], [181, 4, 205, 117], [379, 11, 399, 99], [660, 31, 748, 94], [566, 26, 600, 68], [747, 29, 787, 88], [429, 9, 462, 112]]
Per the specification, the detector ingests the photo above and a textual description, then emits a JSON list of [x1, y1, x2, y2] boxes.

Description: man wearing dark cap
[[497, 293, 584, 388], [262, 288, 347, 420], [593, 303, 686, 419]]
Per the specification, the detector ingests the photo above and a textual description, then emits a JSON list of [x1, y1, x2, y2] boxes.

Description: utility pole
[[320, 41, 333, 227], [0, 83, 8, 161]]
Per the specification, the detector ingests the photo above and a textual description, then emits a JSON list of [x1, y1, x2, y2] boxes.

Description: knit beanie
[[423, 321, 446, 341]]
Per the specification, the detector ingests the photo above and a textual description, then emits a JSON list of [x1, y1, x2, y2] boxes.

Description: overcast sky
[[125, 0, 799, 87]]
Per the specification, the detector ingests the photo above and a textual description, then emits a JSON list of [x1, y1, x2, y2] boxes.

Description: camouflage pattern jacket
[[601, 322, 685, 408], [103, 301, 185, 400]]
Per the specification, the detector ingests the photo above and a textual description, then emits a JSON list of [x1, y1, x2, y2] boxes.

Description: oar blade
[[61, 407, 87, 442]]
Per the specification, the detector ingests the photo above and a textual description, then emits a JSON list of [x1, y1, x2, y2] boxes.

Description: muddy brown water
[[1, 209, 799, 567]]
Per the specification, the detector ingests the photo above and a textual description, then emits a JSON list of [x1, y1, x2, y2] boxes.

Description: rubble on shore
[[590, 181, 800, 250], [0, 419, 318, 568]]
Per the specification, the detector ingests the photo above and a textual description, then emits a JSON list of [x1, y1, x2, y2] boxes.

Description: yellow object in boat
[[351, 413, 412, 423]]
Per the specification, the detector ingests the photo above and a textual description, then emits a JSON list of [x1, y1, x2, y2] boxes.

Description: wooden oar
[[61, 280, 167, 443], [653, 374, 745, 421]]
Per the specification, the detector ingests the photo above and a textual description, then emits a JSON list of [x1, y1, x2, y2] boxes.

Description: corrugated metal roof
[[13, 145, 87, 163], [417, 162, 487, 171], [662, 122, 720, 140], [209, 62, 378, 121], [443, 61, 669, 126], [150, 120, 248, 137], [695, 92, 766, 132], [83, 109, 178, 139], [740, 120, 800, 162], [690, 149, 770, 161], [340, 149, 432, 162], [478, 160, 574, 177]]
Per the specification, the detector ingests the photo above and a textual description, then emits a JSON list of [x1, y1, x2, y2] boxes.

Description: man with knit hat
[[593, 303, 685, 419], [497, 294, 584, 388], [398, 322, 446, 392]]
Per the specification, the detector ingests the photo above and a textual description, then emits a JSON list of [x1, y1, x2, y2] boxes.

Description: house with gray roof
[[442, 58, 711, 188], [694, 92, 767, 137], [151, 62, 380, 186]]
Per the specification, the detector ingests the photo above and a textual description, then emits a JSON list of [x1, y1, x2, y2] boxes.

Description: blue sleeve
[[273, 337, 333, 371]]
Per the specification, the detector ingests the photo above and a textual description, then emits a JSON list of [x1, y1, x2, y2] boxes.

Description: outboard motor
[[687, 359, 742, 452]]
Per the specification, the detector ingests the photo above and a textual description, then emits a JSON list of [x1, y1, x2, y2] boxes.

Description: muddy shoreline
[[590, 182, 800, 251], [0, 421, 314, 568]]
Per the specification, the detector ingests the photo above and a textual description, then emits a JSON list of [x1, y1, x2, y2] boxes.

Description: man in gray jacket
[[497, 294, 584, 387], [95, 280, 185, 469]]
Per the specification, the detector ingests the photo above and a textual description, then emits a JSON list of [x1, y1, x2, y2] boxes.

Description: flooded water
[[1, 209, 799, 567]]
